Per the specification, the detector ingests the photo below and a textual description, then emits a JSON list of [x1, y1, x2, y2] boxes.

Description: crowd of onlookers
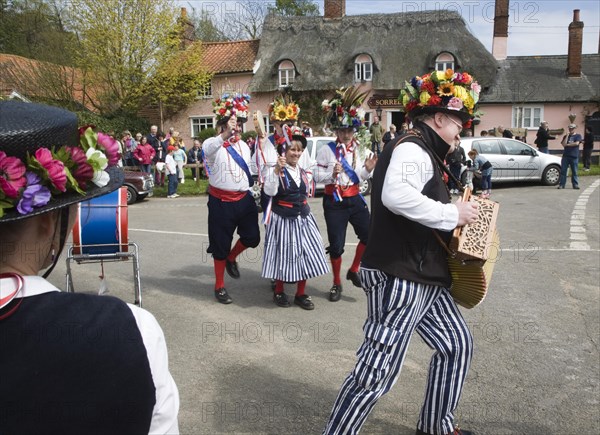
[[109, 125, 206, 197]]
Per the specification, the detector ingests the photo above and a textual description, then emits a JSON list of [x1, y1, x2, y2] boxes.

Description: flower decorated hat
[[400, 69, 481, 125], [0, 101, 124, 222], [268, 94, 300, 123], [322, 86, 368, 131], [213, 93, 251, 125]]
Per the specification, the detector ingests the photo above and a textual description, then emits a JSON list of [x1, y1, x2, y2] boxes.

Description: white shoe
[[180, 180, 185, 184], [193, 178, 197, 181], [167, 195, 174, 198], [173, 194, 180, 198]]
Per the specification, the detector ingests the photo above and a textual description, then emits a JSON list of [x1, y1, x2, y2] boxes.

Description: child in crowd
[[165, 145, 179, 198], [173, 142, 187, 184]]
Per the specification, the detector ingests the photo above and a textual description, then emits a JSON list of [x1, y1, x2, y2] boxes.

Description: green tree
[[269, 0, 320, 16], [190, 8, 228, 42], [69, 0, 178, 114]]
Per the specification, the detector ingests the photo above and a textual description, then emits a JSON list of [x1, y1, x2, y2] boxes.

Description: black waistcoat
[[0, 292, 156, 435], [271, 168, 310, 218], [362, 122, 453, 287]]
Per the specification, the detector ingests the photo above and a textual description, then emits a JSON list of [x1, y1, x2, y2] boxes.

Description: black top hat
[[0, 101, 124, 223]]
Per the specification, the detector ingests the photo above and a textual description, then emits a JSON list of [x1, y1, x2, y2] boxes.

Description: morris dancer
[[323, 70, 480, 435], [262, 134, 329, 310], [203, 93, 259, 304], [314, 87, 377, 302]]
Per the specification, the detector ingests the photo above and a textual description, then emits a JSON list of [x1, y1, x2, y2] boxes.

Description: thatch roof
[[249, 10, 498, 93], [481, 54, 600, 104]]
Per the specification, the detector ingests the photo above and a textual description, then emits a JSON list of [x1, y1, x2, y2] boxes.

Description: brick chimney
[[567, 9, 584, 78], [492, 0, 509, 60], [179, 7, 195, 49], [324, 0, 345, 19]]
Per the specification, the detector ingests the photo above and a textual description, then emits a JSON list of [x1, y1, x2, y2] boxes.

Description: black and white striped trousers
[[323, 266, 473, 435]]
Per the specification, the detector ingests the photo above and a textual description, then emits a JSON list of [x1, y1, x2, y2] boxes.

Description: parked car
[[123, 169, 154, 204], [459, 137, 562, 186]]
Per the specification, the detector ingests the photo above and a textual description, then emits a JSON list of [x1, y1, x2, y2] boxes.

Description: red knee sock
[[214, 259, 226, 290], [331, 256, 342, 285], [227, 240, 247, 262], [296, 280, 306, 296], [350, 242, 367, 273], [275, 280, 284, 294]]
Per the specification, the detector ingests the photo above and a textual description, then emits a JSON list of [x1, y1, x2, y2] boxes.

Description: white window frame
[[435, 52, 455, 71], [364, 112, 373, 128], [512, 105, 543, 129], [278, 60, 295, 88], [190, 116, 215, 137], [354, 54, 373, 82], [198, 81, 212, 99]]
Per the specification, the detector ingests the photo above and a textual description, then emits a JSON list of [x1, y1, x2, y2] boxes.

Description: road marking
[[130, 228, 209, 237], [569, 179, 600, 250]]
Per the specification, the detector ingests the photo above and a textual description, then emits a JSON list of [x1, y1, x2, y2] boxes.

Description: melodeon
[[447, 188, 500, 309]]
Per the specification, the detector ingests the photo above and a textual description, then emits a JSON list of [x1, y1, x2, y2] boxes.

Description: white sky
[[179, 0, 600, 56]]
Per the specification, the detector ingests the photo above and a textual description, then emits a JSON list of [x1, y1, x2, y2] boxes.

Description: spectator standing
[[534, 121, 555, 154], [446, 144, 466, 194], [468, 149, 493, 197], [147, 125, 160, 151], [187, 139, 203, 181], [481, 130, 489, 137], [582, 126, 594, 171], [134, 135, 156, 174], [382, 124, 397, 147], [165, 145, 179, 198], [369, 115, 384, 155], [154, 139, 167, 187], [302, 121, 313, 137], [0, 101, 179, 433], [173, 142, 187, 184], [498, 125, 513, 138], [558, 123, 583, 189], [122, 130, 137, 166], [399, 122, 409, 135]]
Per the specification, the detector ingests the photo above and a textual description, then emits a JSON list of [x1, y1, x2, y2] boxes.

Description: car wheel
[[126, 186, 137, 204], [542, 165, 560, 186], [359, 179, 372, 196]]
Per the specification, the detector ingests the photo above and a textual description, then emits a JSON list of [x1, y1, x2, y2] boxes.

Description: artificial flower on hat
[[400, 69, 481, 125], [0, 101, 124, 221], [268, 94, 300, 122], [212, 93, 251, 122], [322, 86, 368, 130]]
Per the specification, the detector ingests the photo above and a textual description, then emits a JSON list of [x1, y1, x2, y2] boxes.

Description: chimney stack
[[178, 7, 195, 49], [567, 9, 584, 78], [324, 0, 345, 19], [492, 0, 509, 60]]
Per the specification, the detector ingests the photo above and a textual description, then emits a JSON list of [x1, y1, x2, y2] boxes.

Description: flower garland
[[213, 93, 251, 121], [0, 126, 120, 218], [400, 69, 481, 127], [321, 88, 366, 130], [268, 95, 300, 122]]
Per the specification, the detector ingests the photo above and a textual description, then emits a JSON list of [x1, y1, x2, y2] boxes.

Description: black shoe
[[346, 269, 362, 288], [270, 279, 276, 291], [557, 185, 565, 189], [215, 288, 232, 304], [294, 295, 314, 310], [573, 185, 580, 189], [329, 284, 342, 302], [416, 428, 474, 435], [225, 259, 240, 279], [273, 292, 290, 307]]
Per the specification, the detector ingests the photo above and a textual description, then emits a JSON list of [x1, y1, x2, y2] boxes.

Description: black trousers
[[322, 194, 370, 258]]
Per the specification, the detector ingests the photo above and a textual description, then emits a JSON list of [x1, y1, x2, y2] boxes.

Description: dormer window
[[435, 52, 455, 71], [355, 54, 373, 82], [278, 60, 296, 87]]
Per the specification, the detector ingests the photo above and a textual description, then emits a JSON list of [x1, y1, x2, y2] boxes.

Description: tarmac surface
[[50, 177, 600, 435]]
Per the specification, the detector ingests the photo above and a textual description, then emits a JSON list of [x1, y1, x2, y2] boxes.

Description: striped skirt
[[261, 212, 329, 282]]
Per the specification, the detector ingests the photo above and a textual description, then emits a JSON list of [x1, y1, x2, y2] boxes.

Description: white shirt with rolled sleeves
[[313, 143, 372, 185], [263, 163, 312, 197], [256, 136, 315, 186], [0, 275, 180, 434], [203, 135, 256, 191], [382, 141, 458, 231]]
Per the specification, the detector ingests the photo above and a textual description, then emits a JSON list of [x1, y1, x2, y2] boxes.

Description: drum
[[72, 187, 129, 255]]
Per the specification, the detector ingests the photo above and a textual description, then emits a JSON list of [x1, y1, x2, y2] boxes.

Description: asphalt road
[[49, 177, 600, 435]]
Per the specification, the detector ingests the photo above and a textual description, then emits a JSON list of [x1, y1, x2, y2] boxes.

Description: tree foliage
[[269, 0, 320, 17], [69, 0, 178, 114]]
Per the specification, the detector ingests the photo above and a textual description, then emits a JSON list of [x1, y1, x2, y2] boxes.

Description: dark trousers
[[167, 174, 178, 196], [559, 155, 579, 187], [371, 141, 381, 155], [448, 163, 461, 190], [207, 192, 260, 260], [582, 148, 592, 169], [322, 195, 370, 258]]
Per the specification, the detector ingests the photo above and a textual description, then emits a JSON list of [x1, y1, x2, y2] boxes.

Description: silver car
[[459, 137, 562, 186]]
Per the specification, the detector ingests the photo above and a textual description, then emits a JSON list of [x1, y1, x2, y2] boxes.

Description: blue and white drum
[[72, 187, 129, 255]]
